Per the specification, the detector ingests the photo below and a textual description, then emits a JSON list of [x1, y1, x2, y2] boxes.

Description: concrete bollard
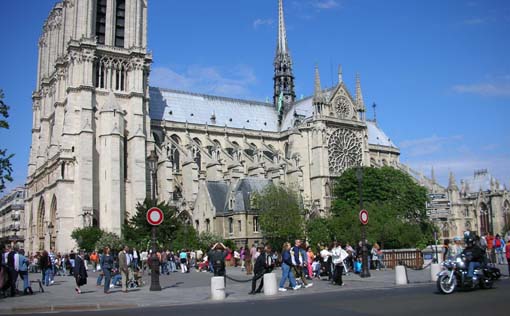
[[430, 263, 441, 282], [263, 273, 278, 296], [395, 265, 408, 285], [210, 276, 225, 300]]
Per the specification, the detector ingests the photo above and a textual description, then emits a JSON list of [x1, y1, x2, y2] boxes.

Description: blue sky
[[0, 0, 509, 193]]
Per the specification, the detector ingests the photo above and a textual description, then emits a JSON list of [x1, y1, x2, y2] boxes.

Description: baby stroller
[[127, 270, 144, 288]]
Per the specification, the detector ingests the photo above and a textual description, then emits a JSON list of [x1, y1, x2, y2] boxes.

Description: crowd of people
[[2, 232, 509, 298]]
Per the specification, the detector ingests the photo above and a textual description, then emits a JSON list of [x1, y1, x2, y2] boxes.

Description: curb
[[1, 303, 139, 315]]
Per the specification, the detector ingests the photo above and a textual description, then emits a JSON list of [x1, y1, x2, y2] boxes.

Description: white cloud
[[312, 0, 340, 9], [400, 135, 464, 157], [452, 82, 510, 97], [464, 17, 485, 25], [253, 18, 273, 29], [150, 65, 258, 99]]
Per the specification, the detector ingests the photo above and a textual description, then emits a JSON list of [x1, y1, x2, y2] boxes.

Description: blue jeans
[[96, 273, 103, 286], [112, 274, 122, 286], [467, 261, 481, 278], [168, 261, 176, 272], [279, 263, 296, 288], [103, 269, 111, 293], [43, 268, 52, 286], [19, 271, 29, 289]]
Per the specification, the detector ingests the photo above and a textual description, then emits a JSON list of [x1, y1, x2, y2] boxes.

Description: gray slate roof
[[462, 170, 504, 193], [206, 178, 272, 215], [149, 86, 397, 149]]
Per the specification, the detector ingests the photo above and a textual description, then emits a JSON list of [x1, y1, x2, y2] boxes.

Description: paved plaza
[[4, 264, 507, 314]]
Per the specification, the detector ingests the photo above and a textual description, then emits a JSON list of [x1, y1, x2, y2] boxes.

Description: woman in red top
[[505, 238, 510, 276]]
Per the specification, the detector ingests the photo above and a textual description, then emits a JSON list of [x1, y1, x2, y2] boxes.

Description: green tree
[[254, 184, 304, 249], [196, 231, 224, 251], [306, 217, 334, 248], [71, 227, 105, 251], [331, 166, 435, 249], [0, 89, 13, 193], [123, 198, 195, 250], [95, 232, 124, 252]]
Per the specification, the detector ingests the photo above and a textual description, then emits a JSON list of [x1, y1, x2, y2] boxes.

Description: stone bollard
[[430, 263, 441, 282], [210, 276, 225, 300], [263, 272, 278, 296], [395, 265, 408, 285]]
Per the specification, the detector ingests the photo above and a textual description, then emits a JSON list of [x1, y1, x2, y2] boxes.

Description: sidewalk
[[0, 264, 502, 314]]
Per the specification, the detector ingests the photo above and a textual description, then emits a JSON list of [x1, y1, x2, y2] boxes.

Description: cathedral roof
[[149, 86, 397, 149], [462, 170, 504, 193], [149, 87, 279, 132], [366, 121, 398, 148]]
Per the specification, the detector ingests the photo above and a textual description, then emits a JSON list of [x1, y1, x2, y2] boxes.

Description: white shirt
[[320, 249, 332, 262], [126, 252, 132, 266]]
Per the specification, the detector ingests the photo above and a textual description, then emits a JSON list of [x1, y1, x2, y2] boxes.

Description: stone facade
[[25, 0, 400, 252], [421, 169, 510, 240], [25, 0, 152, 253]]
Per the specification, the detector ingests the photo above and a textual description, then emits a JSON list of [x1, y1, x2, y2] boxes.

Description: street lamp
[[147, 150, 161, 291], [47, 223, 54, 250], [356, 167, 370, 278]]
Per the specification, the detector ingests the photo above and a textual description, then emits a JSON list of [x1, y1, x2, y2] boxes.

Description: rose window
[[328, 128, 362, 175], [334, 96, 351, 119]]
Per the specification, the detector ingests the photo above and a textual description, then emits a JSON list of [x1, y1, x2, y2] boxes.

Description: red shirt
[[506, 243, 510, 259], [486, 235, 494, 249]]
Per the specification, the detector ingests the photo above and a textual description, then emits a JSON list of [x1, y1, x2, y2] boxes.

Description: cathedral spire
[[273, 0, 295, 119], [338, 65, 343, 84], [448, 171, 459, 191], [314, 64, 321, 96], [277, 0, 288, 56], [355, 73, 366, 120]]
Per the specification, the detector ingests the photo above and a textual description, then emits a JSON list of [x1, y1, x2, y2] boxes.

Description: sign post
[[147, 207, 164, 291]]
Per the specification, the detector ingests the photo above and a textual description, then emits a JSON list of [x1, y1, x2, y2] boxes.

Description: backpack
[[494, 239, 502, 248]]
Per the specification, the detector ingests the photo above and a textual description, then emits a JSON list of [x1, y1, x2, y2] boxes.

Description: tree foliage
[[95, 232, 125, 252], [71, 227, 105, 251], [123, 198, 197, 251], [254, 184, 304, 250], [329, 166, 435, 249], [0, 89, 13, 193]]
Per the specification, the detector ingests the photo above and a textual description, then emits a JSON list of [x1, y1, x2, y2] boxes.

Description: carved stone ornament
[[334, 95, 352, 119], [328, 128, 362, 175]]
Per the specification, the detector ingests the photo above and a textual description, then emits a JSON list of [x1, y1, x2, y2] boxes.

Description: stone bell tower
[[25, 0, 152, 253]]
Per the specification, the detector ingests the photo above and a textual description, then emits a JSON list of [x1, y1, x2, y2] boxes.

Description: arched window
[[193, 138, 202, 171], [441, 223, 449, 239], [169, 135, 181, 172], [213, 140, 221, 161], [205, 219, 211, 232], [284, 142, 290, 159], [115, 0, 126, 48], [479, 202, 489, 235], [95, 0, 107, 44], [228, 217, 233, 235]]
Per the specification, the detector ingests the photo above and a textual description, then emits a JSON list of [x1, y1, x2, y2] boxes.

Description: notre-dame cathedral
[[25, 0, 416, 253]]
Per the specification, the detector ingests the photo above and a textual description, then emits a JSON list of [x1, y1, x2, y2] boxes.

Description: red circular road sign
[[359, 209, 369, 225], [147, 207, 164, 226]]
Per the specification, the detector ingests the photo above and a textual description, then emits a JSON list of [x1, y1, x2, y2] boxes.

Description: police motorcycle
[[436, 232, 494, 294]]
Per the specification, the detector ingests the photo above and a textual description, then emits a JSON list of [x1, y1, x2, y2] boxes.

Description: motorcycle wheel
[[437, 275, 456, 294], [479, 278, 493, 289]]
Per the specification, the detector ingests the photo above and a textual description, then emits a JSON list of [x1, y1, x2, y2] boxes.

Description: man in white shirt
[[331, 242, 347, 286]]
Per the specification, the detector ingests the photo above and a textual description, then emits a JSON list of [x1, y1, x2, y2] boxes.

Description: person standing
[[244, 247, 252, 275], [494, 234, 505, 264], [118, 245, 130, 293], [6, 246, 19, 296], [74, 250, 88, 294], [100, 247, 114, 294], [278, 242, 299, 292], [39, 250, 51, 287], [210, 243, 227, 277], [250, 245, 275, 294], [17, 249, 33, 295], [450, 237, 464, 258], [505, 237, 510, 276], [179, 249, 188, 273], [331, 242, 347, 286], [132, 248, 139, 271]]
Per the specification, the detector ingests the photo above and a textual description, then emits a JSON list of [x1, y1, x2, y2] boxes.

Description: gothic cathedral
[[25, 0, 400, 252]]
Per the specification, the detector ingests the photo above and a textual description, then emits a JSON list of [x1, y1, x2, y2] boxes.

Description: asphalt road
[[53, 278, 509, 316]]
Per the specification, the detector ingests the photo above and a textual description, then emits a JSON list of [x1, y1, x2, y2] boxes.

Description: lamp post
[[47, 223, 54, 250], [356, 167, 370, 278], [147, 150, 162, 291]]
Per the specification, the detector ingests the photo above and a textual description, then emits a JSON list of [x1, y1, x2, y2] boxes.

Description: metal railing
[[381, 249, 423, 269]]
